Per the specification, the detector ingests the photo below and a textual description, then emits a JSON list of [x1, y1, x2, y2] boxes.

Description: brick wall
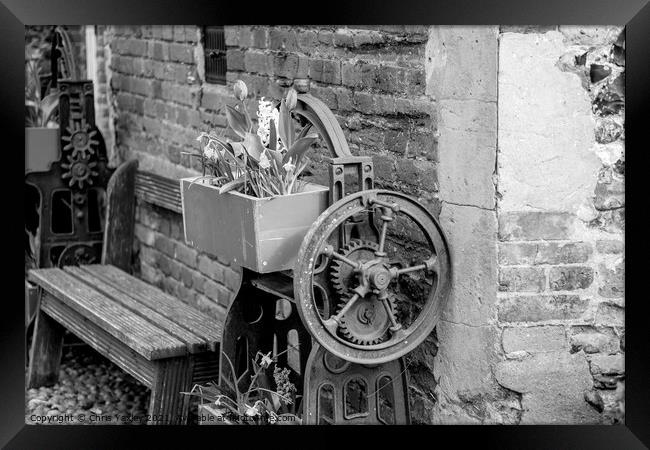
[[133, 201, 242, 320], [495, 26, 624, 424], [97, 24, 625, 424], [101, 24, 439, 422]]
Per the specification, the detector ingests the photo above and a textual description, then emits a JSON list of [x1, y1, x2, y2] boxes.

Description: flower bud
[[285, 88, 298, 111], [233, 80, 248, 101]]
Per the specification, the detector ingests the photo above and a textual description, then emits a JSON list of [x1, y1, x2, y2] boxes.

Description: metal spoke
[[394, 255, 438, 276], [379, 294, 401, 332], [322, 245, 361, 270], [375, 207, 394, 257], [322, 293, 360, 333]]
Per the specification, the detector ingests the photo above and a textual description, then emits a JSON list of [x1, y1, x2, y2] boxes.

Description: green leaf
[[242, 132, 264, 161], [40, 93, 59, 127], [278, 100, 293, 150], [218, 177, 245, 194], [265, 148, 283, 166], [282, 134, 318, 165], [226, 104, 249, 138], [269, 118, 278, 150]]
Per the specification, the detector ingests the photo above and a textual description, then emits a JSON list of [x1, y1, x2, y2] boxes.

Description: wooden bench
[[27, 160, 222, 425]]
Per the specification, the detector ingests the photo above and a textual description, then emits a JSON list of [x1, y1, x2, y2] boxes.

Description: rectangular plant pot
[[181, 178, 329, 274], [25, 127, 60, 174]]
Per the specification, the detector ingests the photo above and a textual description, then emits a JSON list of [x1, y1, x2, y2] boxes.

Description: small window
[[376, 375, 396, 425], [317, 383, 335, 425], [344, 377, 369, 419], [203, 26, 226, 85]]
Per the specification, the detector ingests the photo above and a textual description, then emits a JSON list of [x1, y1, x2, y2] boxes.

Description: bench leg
[[148, 357, 194, 425], [27, 308, 65, 388]]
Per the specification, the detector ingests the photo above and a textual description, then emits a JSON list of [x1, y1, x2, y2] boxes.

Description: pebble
[[25, 346, 151, 425]]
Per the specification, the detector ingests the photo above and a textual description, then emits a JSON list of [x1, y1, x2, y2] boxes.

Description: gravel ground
[[26, 344, 151, 425]]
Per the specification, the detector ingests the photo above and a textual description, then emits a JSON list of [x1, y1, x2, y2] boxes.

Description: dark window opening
[[51, 190, 74, 234], [317, 383, 335, 425], [344, 377, 369, 419], [377, 375, 396, 425], [203, 26, 226, 85]]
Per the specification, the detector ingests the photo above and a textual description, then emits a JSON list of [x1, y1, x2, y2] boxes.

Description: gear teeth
[[329, 239, 379, 296], [336, 294, 397, 346]]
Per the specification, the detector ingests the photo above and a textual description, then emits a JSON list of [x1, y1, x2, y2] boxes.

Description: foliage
[[25, 26, 80, 127], [183, 349, 301, 425], [185, 80, 318, 198]]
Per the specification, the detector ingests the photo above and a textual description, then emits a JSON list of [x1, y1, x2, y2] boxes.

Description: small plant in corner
[[184, 80, 319, 198], [183, 348, 301, 425]]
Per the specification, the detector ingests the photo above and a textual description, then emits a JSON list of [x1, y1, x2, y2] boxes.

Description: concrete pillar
[[425, 26, 520, 424]]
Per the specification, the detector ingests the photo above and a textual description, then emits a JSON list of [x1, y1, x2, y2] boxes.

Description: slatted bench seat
[[27, 159, 225, 425], [28, 264, 221, 424]]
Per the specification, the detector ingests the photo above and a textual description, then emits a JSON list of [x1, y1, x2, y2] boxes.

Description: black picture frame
[[4, 0, 648, 447]]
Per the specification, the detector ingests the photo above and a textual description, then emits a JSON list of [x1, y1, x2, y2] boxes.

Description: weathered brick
[[224, 26, 238, 46], [167, 257, 183, 280], [498, 295, 588, 323], [342, 60, 424, 95], [154, 233, 175, 257], [244, 50, 272, 75], [269, 28, 299, 51], [150, 42, 169, 61], [498, 242, 538, 265], [597, 260, 624, 298], [173, 25, 186, 42], [169, 43, 195, 64], [251, 28, 269, 48], [272, 53, 308, 79], [223, 267, 242, 292], [161, 276, 181, 297], [595, 302, 624, 327], [595, 240, 623, 254], [536, 242, 593, 265], [170, 219, 185, 242], [157, 253, 172, 276], [309, 57, 342, 85], [499, 267, 546, 292], [197, 254, 225, 281], [226, 49, 245, 72], [185, 25, 199, 44], [140, 264, 161, 287], [297, 29, 317, 50], [151, 25, 164, 40], [196, 294, 227, 321], [161, 25, 174, 41], [589, 353, 624, 389], [127, 39, 147, 57], [594, 171, 624, 211], [191, 271, 208, 293], [134, 223, 155, 246], [174, 243, 198, 268], [333, 29, 355, 47], [499, 211, 574, 241], [569, 326, 620, 354], [203, 279, 231, 307], [373, 155, 396, 181], [159, 82, 200, 107], [549, 266, 594, 291], [502, 326, 566, 353], [178, 264, 195, 287]]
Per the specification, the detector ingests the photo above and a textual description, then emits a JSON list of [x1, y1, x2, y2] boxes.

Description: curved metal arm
[[294, 94, 351, 158]]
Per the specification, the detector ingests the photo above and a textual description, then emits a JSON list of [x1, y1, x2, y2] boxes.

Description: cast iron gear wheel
[[330, 239, 380, 295], [61, 120, 99, 159], [336, 294, 397, 345], [61, 153, 99, 189]]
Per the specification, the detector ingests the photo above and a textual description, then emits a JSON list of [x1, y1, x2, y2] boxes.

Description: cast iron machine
[[215, 81, 452, 425]]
